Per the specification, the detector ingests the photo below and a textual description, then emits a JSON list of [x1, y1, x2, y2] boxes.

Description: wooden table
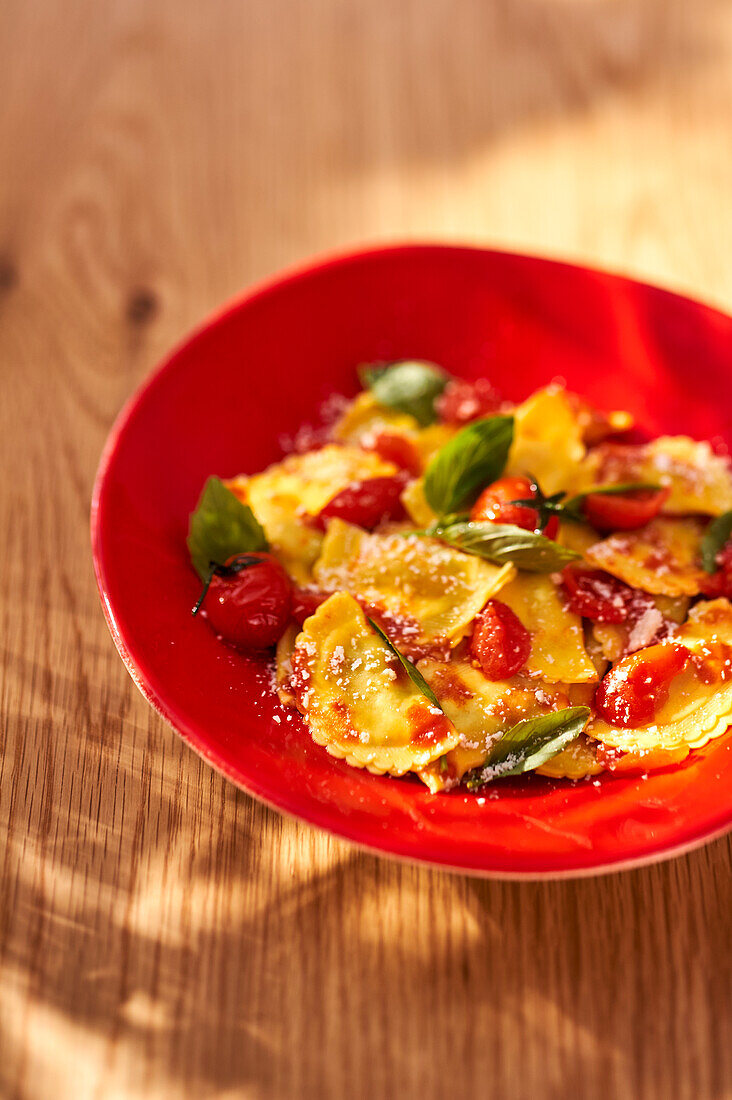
[[2, 2, 731, 1097]]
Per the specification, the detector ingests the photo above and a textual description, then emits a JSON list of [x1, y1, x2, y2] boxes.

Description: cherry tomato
[[582, 487, 669, 532], [292, 585, 332, 626], [471, 599, 532, 680], [316, 473, 408, 530], [470, 476, 560, 539], [363, 430, 422, 476], [565, 393, 632, 446], [436, 378, 502, 425], [595, 643, 690, 727], [700, 540, 732, 598], [201, 553, 292, 650], [560, 566, 646, 623]]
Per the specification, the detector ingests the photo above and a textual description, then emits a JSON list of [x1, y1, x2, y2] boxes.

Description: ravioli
[[567, 393, 634, 445], [677, 596, 732, 643], [332, 392, 419, 445], [585, 517, 706, 597], [590, 594, 691, 664], [498, 574, 598, 683], [505, 386, 586, 494], [290, 592, 460, 774], [578, 437, 732, 516], [589, 673, 732, 755], [333, 393, 456, 472], [590, 743, 692, 774], [557, 521, 601, 559], [589, 600, 732, 753], [195, 367, 732, 796], [229, 445, 396, 583], [400, 477, 436, 528], [534, 735, 604, 779], [415, 660, 592, 790], [591, 623, 627, 663], [314, 519, 515, 652]]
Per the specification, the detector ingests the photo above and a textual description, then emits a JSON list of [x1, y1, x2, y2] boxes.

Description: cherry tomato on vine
[[471, 599, 531, 680], [195, 552, 292, 650], [470, 476, 560, 539], [582, 487, 669, 531]]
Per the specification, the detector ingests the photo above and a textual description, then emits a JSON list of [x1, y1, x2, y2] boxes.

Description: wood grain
[[1, 1, 731, 1096]]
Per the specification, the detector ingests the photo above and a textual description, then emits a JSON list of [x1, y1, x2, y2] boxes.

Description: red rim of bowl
[[91, 240, 732, 879]]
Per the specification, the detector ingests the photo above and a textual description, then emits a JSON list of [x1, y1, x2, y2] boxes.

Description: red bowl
[[91, 243, 732, 878]]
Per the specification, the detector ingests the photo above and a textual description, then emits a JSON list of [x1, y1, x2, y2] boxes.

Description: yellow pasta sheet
[[333, 392, 456, 472], [578, 436, 732, 515], [415, 659, 594, 790], [290, 592, 459, 775], [585, 518, 706, 597], [314, 519, 514, 650], [505, 386, 586, 494], [229, 445, 395, 583], [589, 599, 732, 753], [498, 574, 598, 683]]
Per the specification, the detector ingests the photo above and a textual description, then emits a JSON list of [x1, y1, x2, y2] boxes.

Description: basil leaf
[[465, 706, 590, 788], [359, 360, 449, 427], [429, 520, 582, 572], [367, 617, 443, 711], [562, 481, 662, 519], [701, 510, 732, 573], [424, 415, 514, 515], [187, 476, 268, 580]]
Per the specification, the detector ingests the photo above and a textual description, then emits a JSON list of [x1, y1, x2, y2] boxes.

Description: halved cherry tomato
[[201, 553, 292, 650], [700, 540, 732, 598], [564, 393, 633, 446], [316, 473, 409, 530], [560, 566, 648, 624], [436, 378, 502, 425], [582, 486, 669, 531], [595, 643, 690, 727], [470, 476, 560, 539], [471, 599, 531, 680], [363, 429, 422, 476], [292, 585, 333, 626]]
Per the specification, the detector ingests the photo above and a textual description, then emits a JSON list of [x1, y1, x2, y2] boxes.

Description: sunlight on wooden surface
[[1, 1, 732, 1097]]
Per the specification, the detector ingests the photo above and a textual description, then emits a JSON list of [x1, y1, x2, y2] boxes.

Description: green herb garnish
[[187, 475, 268, 581], [359, 360, 449, 427], [423, 415, 514, 515], [368, 617, 443, 711], [700, 510, 732, 573], [465, 706, 590, 789], [419, 519, 581, 572]]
